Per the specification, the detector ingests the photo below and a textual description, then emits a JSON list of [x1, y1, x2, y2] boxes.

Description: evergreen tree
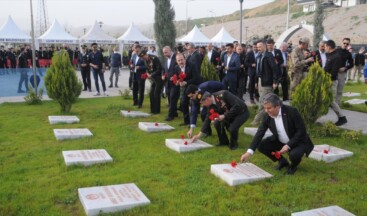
[[313, 0, 325, 49], [45, 50, 82, 113], [290, 63, 333, 129], [201, 55, 218, 81], [153, 0, 176, 59]]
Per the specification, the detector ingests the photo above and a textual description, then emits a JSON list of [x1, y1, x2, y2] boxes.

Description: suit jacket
[[132, 54, 146, 81], [244, 50, 257, 76], [174, 63, 203, 86], [257, 51, 279, 87], [186, 50, 202, 73], [163, 54, 177, 87], [209, 49, 220, 66], [314, 50, 323, 67], [270, 49, 284, 78], [249, 105, 314, 156], [237, 52, 247, 78], [223, 52, 241, 80]]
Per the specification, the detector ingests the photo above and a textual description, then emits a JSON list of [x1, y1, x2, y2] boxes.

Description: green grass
[[341, 81, 367, 113], [0, 95, 366, 216]]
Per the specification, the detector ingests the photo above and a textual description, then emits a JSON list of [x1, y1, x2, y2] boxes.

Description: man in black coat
[[236, 45, 247, 99], [240, 93, 314, 175], [267, 39, 284, 97], [79, 45, 91, 91], [245, 42, 260, 104], [162, 46, 178, 121], [192, 90, 249, 150], [185, 43, 202, 74]]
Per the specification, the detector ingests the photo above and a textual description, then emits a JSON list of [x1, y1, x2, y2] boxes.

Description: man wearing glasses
[[89, 43, 108, 96]]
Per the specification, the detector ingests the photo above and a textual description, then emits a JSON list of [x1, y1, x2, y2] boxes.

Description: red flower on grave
[[128, 110, 131, 113], [181, 134, 185, 140], [172, 74, 178, 85], [209, 109, 219, 121], [271, 151, 281, 160], [141, 72, 148, 80], [155, 122, 159, 126], [323, 149, 329, 154], [178, 72, 186, 82], [231, 160, 237, 168], [184, 141, 188, 145]]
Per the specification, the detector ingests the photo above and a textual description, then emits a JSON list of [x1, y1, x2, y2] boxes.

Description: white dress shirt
[[319, 50, 327, 68], [207, 50, 212, 61]]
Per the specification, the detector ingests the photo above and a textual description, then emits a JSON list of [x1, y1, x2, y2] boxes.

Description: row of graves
[[49, 108, 356, 216], [342, 92, 367, 105]]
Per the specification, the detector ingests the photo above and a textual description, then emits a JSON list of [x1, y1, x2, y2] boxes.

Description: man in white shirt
[[240, 93, 314, 175]]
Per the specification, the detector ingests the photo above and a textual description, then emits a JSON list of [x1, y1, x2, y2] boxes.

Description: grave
[[48, 116, 80, 124], [244, 127, 273, 139], [345, 98, 366, 105], [54, 129, 93, 140], [62, 149, 113, 166], [342, 92, 361, 97], [291, 205, 355, 216], [78, 183, 150, 216], [308, 144, 353, 163], [165, 139, 213, 153], [138, 122, 174, 132], [210, 163, 272, 186], [120, 110, 150, 118]]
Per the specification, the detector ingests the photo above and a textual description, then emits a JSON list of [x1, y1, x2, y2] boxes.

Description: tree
[[44, 50, 82, 113], [313, 0, 325, 49], [290, 63, 333, 129], [153, 0, 176, 59]]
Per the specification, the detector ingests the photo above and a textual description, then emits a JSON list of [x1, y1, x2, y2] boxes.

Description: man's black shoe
[[216, 143, 228, 147], [138, 105, 142, 109], [165, 117, 173, 121], [133, 103, 138, 106], [230, 144, 238, 150], [179, 123, 189, 126], [274, 158, 289, 170], [83, 89, 87, 91], [108, 84, 113, 88], [174, 113, 179, 117], [335, 116, 347, 126], [286, 165, 298, 175]]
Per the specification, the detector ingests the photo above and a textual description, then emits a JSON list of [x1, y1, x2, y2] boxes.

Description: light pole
[[245, 26, 248, 43], [30, 0, 37, 95], [186, 0, 195, 33], [286, 0, 290, 30], [239, 0, 244, 44]]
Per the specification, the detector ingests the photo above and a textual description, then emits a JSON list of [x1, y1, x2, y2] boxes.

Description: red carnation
[[172, 74, 178, 85], [311, 51, 316, 56], [216, 57, 220, 62], [209, 109, 219, 121], [184, 141, 188, 145], [178, 72, 186, 82], [231, 160, 237, 168], [154, 122, 158, 126], [181, 135, 185, 140], [323, 149, 329, 154], [141, 73, 148, 80], [271, 151, 281, 160]]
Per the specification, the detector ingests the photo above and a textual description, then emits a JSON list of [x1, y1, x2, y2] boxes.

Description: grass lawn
[[0, 91, 366, 215]]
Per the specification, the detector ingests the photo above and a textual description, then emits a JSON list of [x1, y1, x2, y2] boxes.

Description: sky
[[0, 0, 274, 31]]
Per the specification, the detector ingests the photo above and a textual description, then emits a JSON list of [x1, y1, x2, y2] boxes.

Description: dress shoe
[[216, 143, 229, 147], [179, 123, 189, 126], [133, 103, 138, 106], [115, 85, 118, 88], [138, 105, 142, 109], [274, 158, 290, 170], [165, 117, 173, 121], [174, 113, 179, 117], [286, 165, 298, 175], [335, 116, 347, 126], [82, 89, 87, 91], [230, 144, 238, 150], [108, 84, 113, 88]]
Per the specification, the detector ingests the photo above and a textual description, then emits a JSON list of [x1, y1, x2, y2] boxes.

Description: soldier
[[191, 90, 250, 150], [79, 45, 91, 92], [288, 37, 314, 97], [138, 50, 164, 114]]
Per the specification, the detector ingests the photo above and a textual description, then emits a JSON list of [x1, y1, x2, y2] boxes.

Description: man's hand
[[217, 115, 225, 121], [307, 57, 314, 63], [240, 152, 251, 163], [162, 75, 166, 81], [179, 81, 187, 87], [280, 145, 290, 154], [272, 83, 278, 89], [339, 67, 346, 73], [191, 133, 201, 143], [187, 128, 194, 138], [252, 63, 256, 68], [136, 66, 140, 70]]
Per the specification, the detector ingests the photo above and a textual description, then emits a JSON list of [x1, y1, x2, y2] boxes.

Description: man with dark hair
[[109, 47, 122, 88], [267, 39, 284, 97], [236, 45, 247, 99], [79, 45, 91, 92], [207, 43, 220, 66], [240, 93, 314, 175], [191, 90, 249, 150], [324, 40, 348, 126], [89, 43, 108, 96], [131, 44, 146, 108], [185, 43, 202, 73], [353, 47, 365, 81], [162, 46, 178, 121], [245, 41, 260, 104], [17, 47, 29, 93], [221, 43, 240, 95]]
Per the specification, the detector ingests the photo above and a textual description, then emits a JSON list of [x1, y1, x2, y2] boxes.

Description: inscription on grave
[[62, 149, 113, 166], [308, 144, 353, 163], [48, 116, 80, 124]]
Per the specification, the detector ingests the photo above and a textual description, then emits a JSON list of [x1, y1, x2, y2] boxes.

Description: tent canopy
[[118, 22, 154, 44], [178, 25, 210, 46], [211, 27, 237, 45], [0, 16, 31, 43], [38, 19, 78, 44], [80, 21, 117, 44]]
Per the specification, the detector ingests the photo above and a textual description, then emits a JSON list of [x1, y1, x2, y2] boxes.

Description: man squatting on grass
[[240, 93, 314, 175]]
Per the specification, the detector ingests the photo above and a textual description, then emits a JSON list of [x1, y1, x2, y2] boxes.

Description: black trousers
[[179, 86, 190, 124], [257, 137, 309, 167], [213, 111, 249, 145], [132, 78, 146, 106], [149, 79, 163, 114], [237, 75, 247, 99], [168, 85, 180, 118], [248, 71, 259, 100], [81, 68, 91, 90]]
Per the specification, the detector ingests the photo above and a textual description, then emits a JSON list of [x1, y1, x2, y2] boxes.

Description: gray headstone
[[120, 110, 150, 118], [342, 92, 361, 97], [291, 205, 355, 216], [138, 122, 174, 132], [78, 183, 150, 216], [244, 127, 273, 139], [308, 144, 353, 163], [211, 163, 272, 186], [48, 116, 80, 124], [53, 129, 93, 140], [165, 139, 213, 153], [345, 99, 366, 105], [62, 149, 113, 166]]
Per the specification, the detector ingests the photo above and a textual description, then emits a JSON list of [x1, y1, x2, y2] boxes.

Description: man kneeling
[[240, 93, 314, 175]]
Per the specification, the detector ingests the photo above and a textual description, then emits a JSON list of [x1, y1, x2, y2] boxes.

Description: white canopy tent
[[80, 21, 117, 44], [211, 27, 237, 46], [38, 19, 78, 44], [178, 25, 211, 46], [118, 22, 154, 45], [0, 16, 31, 43]]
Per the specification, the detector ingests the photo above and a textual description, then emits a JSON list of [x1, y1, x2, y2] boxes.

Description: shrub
[[44, 50, 82, 113], [291, 63, 333, 129], [201, 54, 218, 81], [24, 86, 43, 105], [318, 121, 341, 137], [342, 130, 362, 144], [119, 89, 131, 100]]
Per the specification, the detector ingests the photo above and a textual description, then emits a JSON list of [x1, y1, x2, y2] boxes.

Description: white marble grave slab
[[291, 205, 355, 216], [345, 98, 366, 105], [342, 92, 361, 97], [78, 183, 150, 216], [165, 139, 213, 153], [62, 149, 113, 166], [211, 163, 272, 186], [244, 127, 273, 139], [308, 144, 353, 163], [48, 116, 80, 124], [53, 129, 93, 140], [120, 110, 150, 118], [138, 122, 174, 132]]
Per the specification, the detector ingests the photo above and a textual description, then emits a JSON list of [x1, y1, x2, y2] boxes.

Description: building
[[297, 0, 366, 12]]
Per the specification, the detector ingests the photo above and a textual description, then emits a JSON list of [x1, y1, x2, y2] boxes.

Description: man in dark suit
[[176, 53, 203, 126], [266, 39, 284, 97], [240, 93, 314, 175], [207, 43, 220, 66], [277, 42, 290, 101], [162, 46, 177, 117], [131, 45, 146, 108], [191, 90, 249, 150], [185, 43, 202, 74], [245, 42, 260, 104], [236, 45, 247, 99], [221, 43, 240, 95]]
